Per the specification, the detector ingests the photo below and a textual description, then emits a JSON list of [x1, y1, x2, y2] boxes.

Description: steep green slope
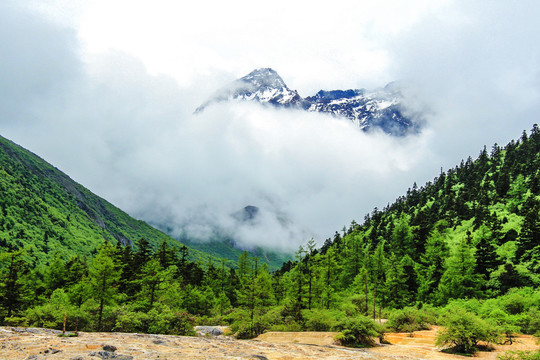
[[0, 134, 212, 263]]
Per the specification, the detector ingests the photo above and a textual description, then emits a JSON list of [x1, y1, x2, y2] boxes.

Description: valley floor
[[0, 327, 537, 360]]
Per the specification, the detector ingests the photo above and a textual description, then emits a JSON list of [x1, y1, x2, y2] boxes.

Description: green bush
[[114, 306, 195, 335], [512, 307, 540, 335], [302, 309, 338, 331], [25, 289, 90, 331], [386, 307, 435, 333], [501, 288, 539, 315], [488, 308, 520, 344], [231, 316, 269, 339], [335, 315, 381, 347], [268, 322, 303, 332], [498, 350, 540, 360], [436, 306, 499, 354], [3, 316, 28, 326], [225, 308, 269, 339]]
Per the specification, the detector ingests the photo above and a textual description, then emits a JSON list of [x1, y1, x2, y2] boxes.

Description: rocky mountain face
[[196, 68, 420, 136]]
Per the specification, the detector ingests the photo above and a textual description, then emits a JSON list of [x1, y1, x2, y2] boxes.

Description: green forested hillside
[[0, 134, 211, 262], [1, 126, 539, 351], [307, 124, 540, 305], [270, 124, 540, 310]]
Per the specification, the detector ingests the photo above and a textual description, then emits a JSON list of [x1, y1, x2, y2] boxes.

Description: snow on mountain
[[196, 68, 420, 136]]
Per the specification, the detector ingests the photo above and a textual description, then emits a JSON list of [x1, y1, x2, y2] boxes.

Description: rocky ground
[[0, 326, 537, 360]]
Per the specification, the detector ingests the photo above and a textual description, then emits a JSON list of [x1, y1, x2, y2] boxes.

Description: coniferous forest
[[1, 125, 539, 353]]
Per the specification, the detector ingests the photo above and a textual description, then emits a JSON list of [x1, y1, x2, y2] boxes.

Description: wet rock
[[102, 345, 117, 352], [194, 326, 226, 336], [90, 351, 113, 358]]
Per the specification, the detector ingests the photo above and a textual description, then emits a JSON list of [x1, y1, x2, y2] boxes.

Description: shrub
[[3, 316, 28, 326], [501, 288, 539, 315], [488, 308, 520, 345], [498, 350, 540, 360], [386, 307, 435, 333], [226, 308, 271, 339], [302, 309, 338, 331], [436, 306, 499, 354], [25, 289, 91, 331], [115, 306, 195, 335], [512, 307, 540, 335], [335, 315, 381, 347]]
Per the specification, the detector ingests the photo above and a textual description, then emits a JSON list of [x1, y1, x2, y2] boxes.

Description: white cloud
[[1, 1, 540, 252]]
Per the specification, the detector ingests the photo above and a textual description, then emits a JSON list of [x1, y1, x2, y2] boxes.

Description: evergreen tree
[[88, 244, 121, 330], [384, 253, 407, 309], [155, 239, 177, 268], [400, 254, 419, 304], [475, 228, 501, 281], [371, 241, 386, 320], [43, 254, 68, 296], [133, 238, 152, 271], [138, 258, 175, 309], [391, 213, 414, 258], [516, 203, 540, 268], [438, 238, 482, 303], [0, 250, 31, 319], [418, 227, 449, 303]]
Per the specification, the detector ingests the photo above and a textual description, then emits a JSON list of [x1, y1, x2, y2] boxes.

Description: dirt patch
[[1, 327, 537, 360], [257, 327, 539, 360], [0, 327, 371, 360], [257, 331, 338, 346]]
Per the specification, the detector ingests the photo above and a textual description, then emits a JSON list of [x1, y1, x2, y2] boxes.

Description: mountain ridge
[[196, 68, 419, 136], [0, 134, 221, 263]]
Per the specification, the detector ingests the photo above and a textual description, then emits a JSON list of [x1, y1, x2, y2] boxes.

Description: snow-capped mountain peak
[[195, 68, 303, 112], [196, 69, 420, 136]]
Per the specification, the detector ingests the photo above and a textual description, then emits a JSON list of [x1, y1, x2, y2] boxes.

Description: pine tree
[[133, 238, 152, 271], [391, 213, 414, 258], [418, 227, 449, 303], [155, 239, 177, 268], [88, 244, 120, 330], [475, 227, 501, 281], [43, 253, 68, 296], [371, 241, 386, 320], [400, 255, 419, 304], [384, 253, 407, 308], [0, 250, 31, 319], [138, 258, 175, 309], [516, 203, 540, 268], [438, 238, 482, 303]]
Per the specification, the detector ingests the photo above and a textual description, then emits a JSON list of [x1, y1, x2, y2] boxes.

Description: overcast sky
[[1, 1, 539, 252]]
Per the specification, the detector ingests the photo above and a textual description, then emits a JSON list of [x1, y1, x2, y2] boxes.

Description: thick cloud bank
[[2, 1, 540, 252]]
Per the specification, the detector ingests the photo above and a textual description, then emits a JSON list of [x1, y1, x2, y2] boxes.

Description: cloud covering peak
[[1, 1, 540, 251]]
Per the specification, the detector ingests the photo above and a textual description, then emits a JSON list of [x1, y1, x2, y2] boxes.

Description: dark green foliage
[[438, 238, 482, 303], [498, 350, 540, 360], [436, 306, 499, 353], [386, 306, 436, 333], [0, 250, 32, 319], [335, 315, 381, 347], [115, 305, 195, 335]]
